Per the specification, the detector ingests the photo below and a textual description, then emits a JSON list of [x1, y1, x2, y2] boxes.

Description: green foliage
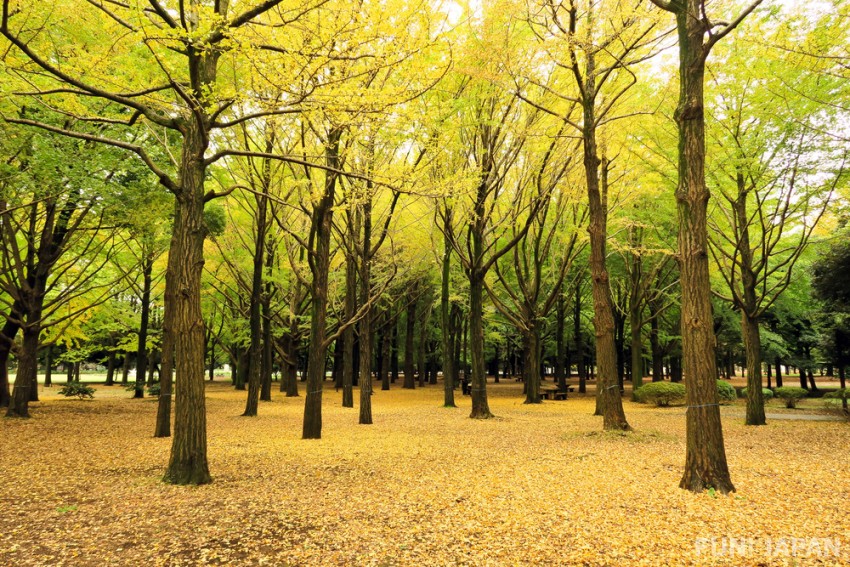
[[204, 203, 227, 239], [58, 382, 96, 399], [634, 382, 686, 407], [146, 383, 161, 397], [774, 386, 808, 408], [740, 387, 774, 400], [716, 380, 736, 403], [824, 388, 849, 401]]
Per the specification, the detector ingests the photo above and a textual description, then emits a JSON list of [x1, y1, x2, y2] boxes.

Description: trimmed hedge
[[716, 380, 736, 404], [634, 382, 686, 406], [774, 386, 808, 408], [740, 387, 774, 400]]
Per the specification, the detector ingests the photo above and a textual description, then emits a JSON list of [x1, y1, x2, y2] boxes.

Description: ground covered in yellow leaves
[[1, 379, 848, 566]]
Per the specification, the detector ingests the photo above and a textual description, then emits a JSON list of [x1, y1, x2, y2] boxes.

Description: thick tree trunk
[[284, 334, 300, 397], [7, 323, 40, 418], [105, 349, 116, 386], [469, 273, 493, 418], [668, 2, 735, 494], [742, 312, 766, 425], [524, 329, 542, 404], [0, 311, 21, 408], [162, 120, 211, 484]]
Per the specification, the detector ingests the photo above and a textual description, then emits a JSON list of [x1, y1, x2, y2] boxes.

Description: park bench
[[541, 387, 571, 400]]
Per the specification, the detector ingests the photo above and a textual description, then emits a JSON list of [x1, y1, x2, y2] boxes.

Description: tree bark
[[555, 295, 567, 392], [7, 323, 40, 417], [243, 177, 268, 416], [43, 346, 52, 387], [653, 0, 754, 494], [468, 271, 493, 418], [134, 258, 153, 399], [403, 291, 417, 389], [574, 283, 586, 394], [162, 117, 212, 484], [524, 328, 542, 404], [342, 204, 359, 407], [584, 142, 629, 429], [302, 129, 341, 440], [105, 349, 116, 386]]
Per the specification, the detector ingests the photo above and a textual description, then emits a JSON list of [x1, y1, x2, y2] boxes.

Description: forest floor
[[1, 378, 848, 566]]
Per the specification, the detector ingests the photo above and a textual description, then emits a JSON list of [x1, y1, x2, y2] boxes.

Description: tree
[[485, 134, 584, 404], [706, 21, 846, 426], [648, 0, 765, 494], [525, 0, 660, 428], [1, 0, 316, 484], [0, 121, 122, 416]]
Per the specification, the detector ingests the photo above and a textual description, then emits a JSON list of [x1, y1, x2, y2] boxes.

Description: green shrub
[[824, 389, 849, 412], [58, 382, 95, 399], [146, 383, 161, 397], [773, 386, 808, 408], [824, 388, 849, 400], [634, 382, 686, 407], [716, 380, 736, 403], [740, 387, 774, 400]]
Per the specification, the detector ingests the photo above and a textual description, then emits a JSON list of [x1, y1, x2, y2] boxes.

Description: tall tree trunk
[[390, 322, 399, 385], [555, 295, 567, 392], [135, 258, 153, 399], [524, 328, 542, 404], [302, 129, 341, 439], [403, 291, 417, 389], [260, 285, 273, 401], [358, 194, 375, 424], [243, 184, 268, 416], [380, 314, 391, 393], [733, 170, 766, 425], [417, 303, 430, 388], [342, 205, 359, 407], [584, 140, 629, 429], [654, 0, 754, 494], [649, 301, 664, 382], [742, 312, 766, 425], [574, 283, 586, 394], [630, 305, 643, 398], [162, 133, 211, 483], [441, 228, 457, 407], [468, 272, 493, 418]]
